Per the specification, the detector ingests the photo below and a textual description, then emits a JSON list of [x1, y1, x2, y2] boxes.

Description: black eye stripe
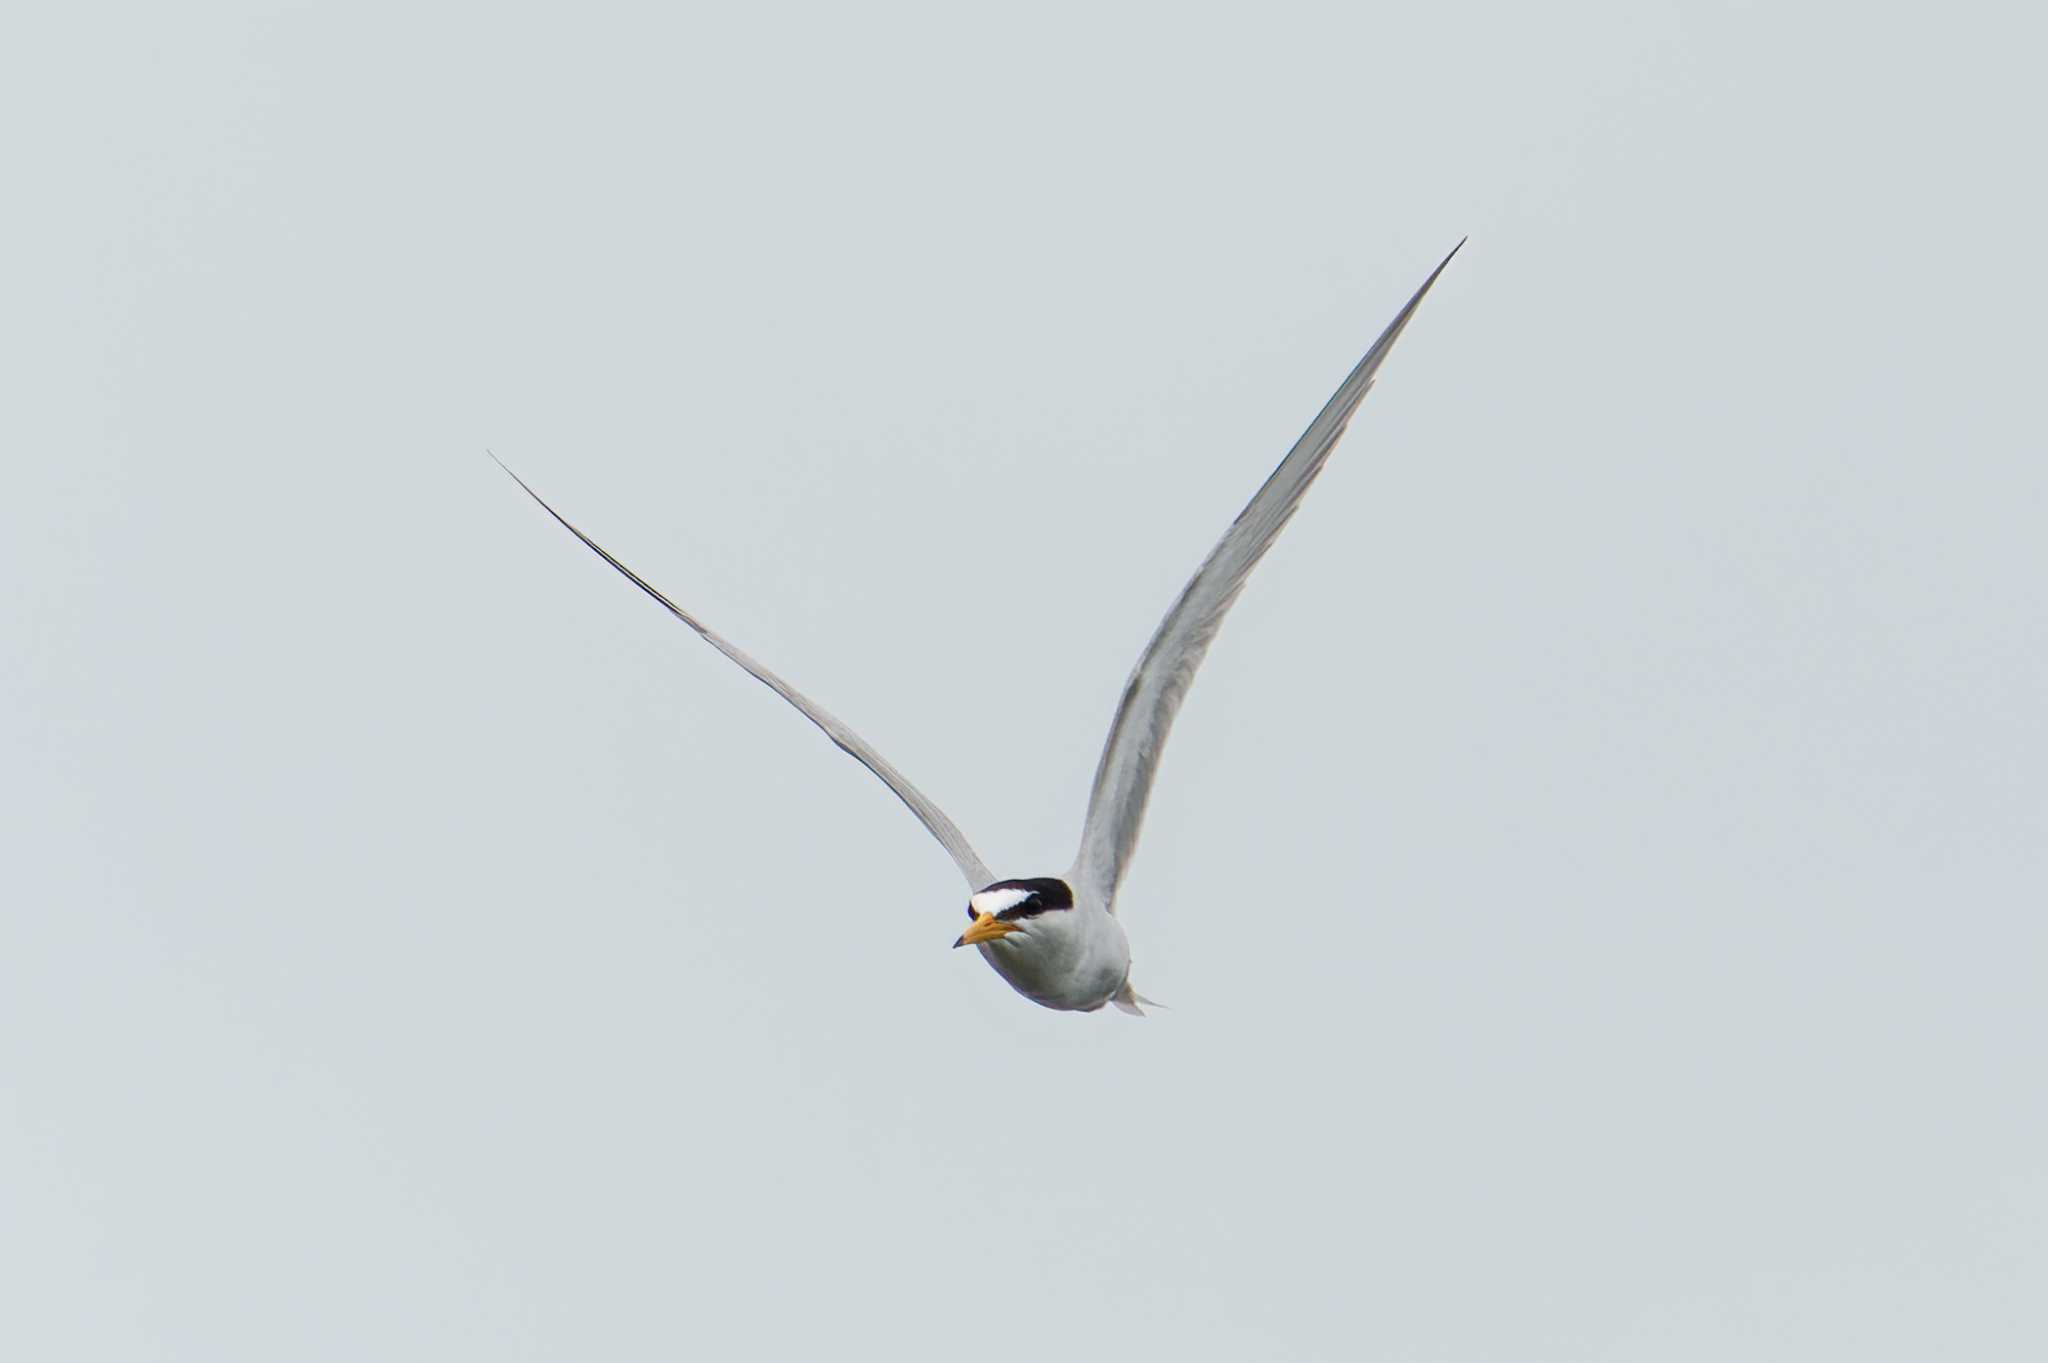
[[971, 876, 1076, 923]]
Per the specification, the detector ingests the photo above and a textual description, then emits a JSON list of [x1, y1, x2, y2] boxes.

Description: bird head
[[953, 877, 1075, 948]]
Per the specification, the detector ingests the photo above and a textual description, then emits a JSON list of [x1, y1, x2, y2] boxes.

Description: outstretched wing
[[1070, 243, 1462, 907], [495, 457, 996, 889]]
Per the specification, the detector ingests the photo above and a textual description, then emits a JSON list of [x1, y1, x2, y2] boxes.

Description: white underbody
[[976, 894, 1132, 1012]]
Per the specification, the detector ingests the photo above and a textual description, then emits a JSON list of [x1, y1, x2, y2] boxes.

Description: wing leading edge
[[1070, 242, 1463, 908], [494, 457, 996, 889]]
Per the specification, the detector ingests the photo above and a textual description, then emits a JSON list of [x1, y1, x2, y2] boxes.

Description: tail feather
[[1110, 981, 1165, 1017]]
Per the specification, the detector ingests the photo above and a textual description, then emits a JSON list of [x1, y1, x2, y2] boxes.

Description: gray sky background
[[4, 3, 2044, 1359]]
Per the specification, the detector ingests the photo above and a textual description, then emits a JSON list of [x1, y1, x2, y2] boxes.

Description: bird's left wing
[[495, 458, 996, 889], [1070, 243, 1461, 908]]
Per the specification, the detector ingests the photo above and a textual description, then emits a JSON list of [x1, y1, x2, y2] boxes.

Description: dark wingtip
[[485, 448, 536, 497], [1358, 238, 1467, 367], [1420, 237, 1467, 291]]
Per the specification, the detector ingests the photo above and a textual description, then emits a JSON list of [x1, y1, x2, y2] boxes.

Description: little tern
[[497, 242, 1460, 1014]]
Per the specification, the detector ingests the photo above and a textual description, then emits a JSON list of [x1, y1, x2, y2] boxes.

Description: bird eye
[[965, 904, 977, 920], [995, 895, 1044, 923]]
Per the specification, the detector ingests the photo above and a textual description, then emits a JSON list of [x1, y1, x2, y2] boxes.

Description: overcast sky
[[4, 3, 2044, 1359]]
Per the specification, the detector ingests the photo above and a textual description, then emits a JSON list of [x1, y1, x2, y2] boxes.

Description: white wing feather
[[1070, 243, 1462, 908], [495, 458, 996, 890]]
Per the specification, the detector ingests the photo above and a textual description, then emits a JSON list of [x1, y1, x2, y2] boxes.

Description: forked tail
[[1110, 981, 1165, 1017]]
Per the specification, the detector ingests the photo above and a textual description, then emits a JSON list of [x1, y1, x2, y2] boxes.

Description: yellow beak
[[953, 912, 1017, 949]]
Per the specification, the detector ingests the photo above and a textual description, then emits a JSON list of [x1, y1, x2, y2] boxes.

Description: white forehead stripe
[[970, 887, 1034, 916]]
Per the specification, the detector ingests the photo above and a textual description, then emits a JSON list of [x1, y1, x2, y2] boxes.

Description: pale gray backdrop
[[3, 3, 2043, 1359]]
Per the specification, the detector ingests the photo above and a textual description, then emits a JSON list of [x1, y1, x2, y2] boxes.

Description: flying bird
[[496, 243, 1461, 1015]]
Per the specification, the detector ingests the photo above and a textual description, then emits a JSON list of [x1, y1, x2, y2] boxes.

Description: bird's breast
[[977, 908, 1130, 1012]]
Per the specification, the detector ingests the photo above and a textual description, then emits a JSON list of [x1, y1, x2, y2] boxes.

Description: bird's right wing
[[495, 458, 996, 890], [1070, 243, 1462, 908]]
